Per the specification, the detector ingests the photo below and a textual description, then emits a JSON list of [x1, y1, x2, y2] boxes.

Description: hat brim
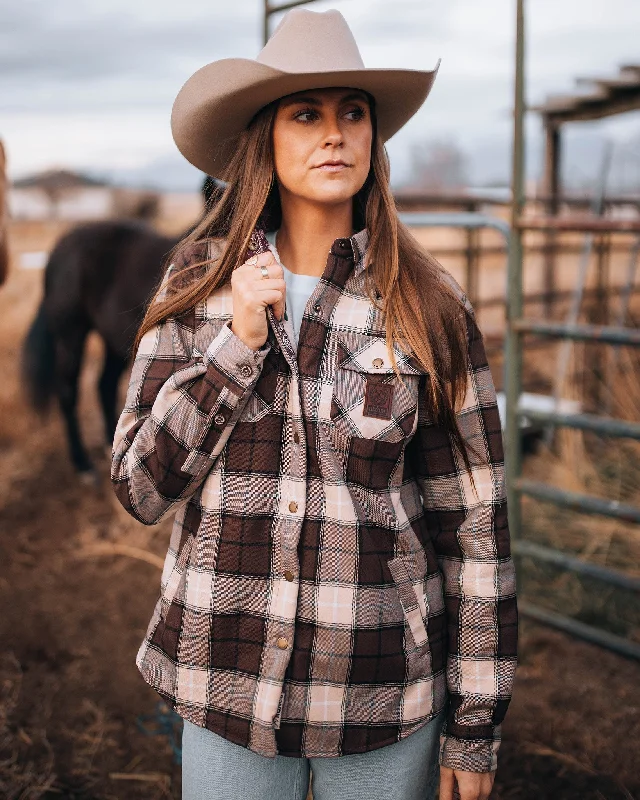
[[171, 58, 441, 177]]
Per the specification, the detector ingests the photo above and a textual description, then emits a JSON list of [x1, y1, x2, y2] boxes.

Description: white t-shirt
[[266, 230, 321, 345]]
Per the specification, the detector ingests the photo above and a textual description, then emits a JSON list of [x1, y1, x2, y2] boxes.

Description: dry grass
[[522, 338, 640, 563], [0, 653, 56, 800]]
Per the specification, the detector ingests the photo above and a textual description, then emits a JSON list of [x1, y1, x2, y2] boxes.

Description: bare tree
[[402, 137, 469, 194]]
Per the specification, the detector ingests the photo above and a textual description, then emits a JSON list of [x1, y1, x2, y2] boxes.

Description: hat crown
[[257, 8, 365, 74]]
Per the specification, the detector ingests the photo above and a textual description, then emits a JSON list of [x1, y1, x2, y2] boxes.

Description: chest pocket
[[329, 335, 421, 443]]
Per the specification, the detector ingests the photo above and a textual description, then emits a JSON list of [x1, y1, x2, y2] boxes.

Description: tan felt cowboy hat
[[171, 7, 441, 178]]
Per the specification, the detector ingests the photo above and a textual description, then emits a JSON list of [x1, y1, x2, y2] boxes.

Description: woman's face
[[272, 86, 373, 209]]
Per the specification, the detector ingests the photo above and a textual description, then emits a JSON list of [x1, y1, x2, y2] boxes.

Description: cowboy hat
[[171, 8, 441, 178]]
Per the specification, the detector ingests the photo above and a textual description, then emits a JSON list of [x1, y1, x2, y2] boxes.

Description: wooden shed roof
[[531, 64, 640, 124], [13, 169, 109, 191]]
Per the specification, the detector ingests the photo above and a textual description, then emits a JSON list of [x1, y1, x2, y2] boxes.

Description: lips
[[315, 160, 351, 172]]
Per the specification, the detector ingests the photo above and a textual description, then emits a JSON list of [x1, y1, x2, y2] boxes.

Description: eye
[[345, 106, 367, 121], [293, 107, 318, 123]]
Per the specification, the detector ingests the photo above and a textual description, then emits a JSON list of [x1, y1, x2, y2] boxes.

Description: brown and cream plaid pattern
[[111, 229, 518, 772]]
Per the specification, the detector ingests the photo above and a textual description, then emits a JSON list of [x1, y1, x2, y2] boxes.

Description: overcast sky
[[1, 0, 639, 190]]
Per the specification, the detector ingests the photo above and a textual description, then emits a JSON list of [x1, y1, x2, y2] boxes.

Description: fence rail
[[398, 191, 640, 658]]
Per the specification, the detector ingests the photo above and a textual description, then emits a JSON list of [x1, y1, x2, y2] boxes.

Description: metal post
[[265, 0, 321, 45], [505, 0, 526, 544], [264, 0, 270, 45]]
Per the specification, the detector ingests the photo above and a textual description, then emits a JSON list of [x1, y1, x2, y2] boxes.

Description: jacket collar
[[351, 227, 369, 275], [328, 227, 369, 275]]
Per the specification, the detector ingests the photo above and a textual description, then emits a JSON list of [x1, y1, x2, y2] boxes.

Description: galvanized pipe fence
[[400, 203, 640, 661]]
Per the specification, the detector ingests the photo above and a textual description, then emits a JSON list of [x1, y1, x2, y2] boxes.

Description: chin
[[307, 183, 360, 205]]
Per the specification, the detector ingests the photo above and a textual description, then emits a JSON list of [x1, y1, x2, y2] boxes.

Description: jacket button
[[313, 303, 322, 314], [293, 432, 300, 444], [240, 364, 253, 378], [214, 414, 226, 426], [277, 637, 289, 650], [284, 570, 295, 582], [288, 501, 298, 513]]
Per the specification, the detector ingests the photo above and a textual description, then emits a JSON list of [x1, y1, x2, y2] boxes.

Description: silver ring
[[247, 254, 258, 267], [260, 265, 269, 279]]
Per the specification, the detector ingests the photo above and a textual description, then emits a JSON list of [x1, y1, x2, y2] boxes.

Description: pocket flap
[[337, 335, 420, 376]]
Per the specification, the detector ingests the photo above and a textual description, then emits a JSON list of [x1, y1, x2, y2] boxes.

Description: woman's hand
[[230, 250, 285, 351], [439, 766, 495, 800]]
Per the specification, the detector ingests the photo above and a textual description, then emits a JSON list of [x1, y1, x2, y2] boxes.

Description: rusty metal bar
[[516, 216, 640, 233], [476, 283, 640, 311], [394, 193, 640, 208], [518, 407, 640, 439], [514, 479, 640, 523], [518, 601, 640, 660], [512, 319, 640, 345], [514, 540, 640, 592], [398, 211, 511, 238]]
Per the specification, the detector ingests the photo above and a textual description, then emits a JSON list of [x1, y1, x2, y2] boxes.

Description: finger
[[244, 250, 278, 269], [439, 767, 455, 800], [253, 289, 284, 309], [249, 267, 285, 286], [481, 773, 495, 800], [251, 278, 286, 292], [272, 282, 286, 321], [251, 276, 285, 321]]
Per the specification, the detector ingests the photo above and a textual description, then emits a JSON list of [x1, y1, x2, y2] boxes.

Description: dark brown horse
[[0, 140, 9, 286], [22, 177, 224, 476]]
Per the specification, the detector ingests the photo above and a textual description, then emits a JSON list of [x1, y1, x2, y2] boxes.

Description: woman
[[111, 9, 517, 800]]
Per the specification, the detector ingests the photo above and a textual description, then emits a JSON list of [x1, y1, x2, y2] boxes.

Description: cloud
[[0, 0, 257, 111], [1, 0, 638, 186]]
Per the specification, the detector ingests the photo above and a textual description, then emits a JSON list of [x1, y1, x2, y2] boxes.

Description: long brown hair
[[136, 96, 480, 476]]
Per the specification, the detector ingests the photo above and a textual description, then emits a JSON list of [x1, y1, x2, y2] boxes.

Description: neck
[[276, 193, 354, 277]]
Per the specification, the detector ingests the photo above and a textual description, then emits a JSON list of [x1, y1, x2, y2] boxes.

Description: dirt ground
[[1, 220, 639, 799]]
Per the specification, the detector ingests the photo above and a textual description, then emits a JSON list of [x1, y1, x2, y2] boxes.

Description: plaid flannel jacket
[[111, 228, 518, 771]]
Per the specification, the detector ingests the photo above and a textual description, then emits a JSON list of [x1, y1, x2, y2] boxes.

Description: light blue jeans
[[182, 708, 446, 800]]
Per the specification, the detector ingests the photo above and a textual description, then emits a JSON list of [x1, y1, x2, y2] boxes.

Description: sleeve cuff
[[439, 731, 500, 773], [205, 321, 271, 390]]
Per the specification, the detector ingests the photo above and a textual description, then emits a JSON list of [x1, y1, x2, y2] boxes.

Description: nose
[[322, 113, 344, 148]]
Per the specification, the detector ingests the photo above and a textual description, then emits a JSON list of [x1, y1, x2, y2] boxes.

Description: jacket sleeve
[[407, 289, 518, 773], [111, 257, 270, 525]]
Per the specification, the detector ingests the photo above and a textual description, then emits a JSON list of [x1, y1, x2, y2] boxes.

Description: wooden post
[[543, 119, 561, 318], [593, 232, 611, 410], [464, 201, 479, 308]]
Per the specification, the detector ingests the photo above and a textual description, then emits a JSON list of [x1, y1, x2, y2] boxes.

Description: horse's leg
[[55, 324, 93, 474], [99, 346, 127, 447]]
